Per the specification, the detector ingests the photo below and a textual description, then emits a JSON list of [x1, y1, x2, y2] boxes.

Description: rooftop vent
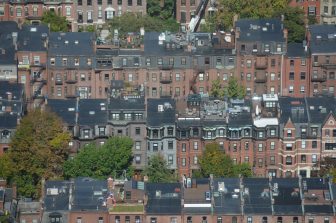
[[68, 107, 75, 111], [65, 40, 69, 44], [89, 111, 95, 115], [30, 27, 37, 32], [75, 40, 79, 44]]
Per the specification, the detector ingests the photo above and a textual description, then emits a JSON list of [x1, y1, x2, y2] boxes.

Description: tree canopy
[[144, 154, 176, 183], [63, 137, 134, 179], [147, 0, 174, 20], [41, 11, 69, 32], [0, 110, 71, 198], [108, 13, 179, 36], [198, 142, 252, 178], [209, 0, 305, 43], [210, 77, 246, 99]]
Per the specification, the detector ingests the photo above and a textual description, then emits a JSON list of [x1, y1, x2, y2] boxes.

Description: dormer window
[[1, 130, 11, 139], [74, 58, 79, 66]]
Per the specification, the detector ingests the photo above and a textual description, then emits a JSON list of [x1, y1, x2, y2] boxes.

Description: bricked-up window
[[128, 0, 132, 6]]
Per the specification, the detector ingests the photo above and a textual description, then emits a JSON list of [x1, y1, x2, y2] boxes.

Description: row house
[[308, 24, 336, 97], [176, 95, 280, 178], [146, 98, 177, 170], [108, 87, 147, 172], [17, 24, 49, 110], [0, 21, 18, 82], [278, 97, 336, 178], [41, 177, 145, 223], [40, 177, 336, 223], [282, 43, 310, 97], [0, 81, 24, 155], [320, 0, 336, 24], [289, 0, 320, 23], [73, 0, 146, 31], [235, 18, 287, 96], [0, 0, 74, 26], [46, 98, 108, 156], [47, 32, 97, 100], [141, 31, 236, 99]]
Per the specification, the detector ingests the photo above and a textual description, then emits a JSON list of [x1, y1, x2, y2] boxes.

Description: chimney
[[7, 92, 12, 101], [283, 28, 288, 40], [107, 177, 114, 191]]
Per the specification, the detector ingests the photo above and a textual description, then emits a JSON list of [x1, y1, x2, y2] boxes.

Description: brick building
[[41, 177, 336, 223], [235, 18, 287, 96], [289, 0, 320, 23]]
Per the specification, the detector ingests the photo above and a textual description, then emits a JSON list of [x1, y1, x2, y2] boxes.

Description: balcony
[[321, 63, 336, 70], [255, 57, 268, 70], [254, 76, 267, 83], [160, 76, 172, 84], [311, 75, 326, 82], [65, 79, 77, 84]]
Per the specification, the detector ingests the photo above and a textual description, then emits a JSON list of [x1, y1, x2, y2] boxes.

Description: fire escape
[[31, 66, 47, 107]]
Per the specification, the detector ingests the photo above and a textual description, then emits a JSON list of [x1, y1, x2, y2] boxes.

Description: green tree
[[233, 163, 253, 177], [227, 77, 246, 99], [215, 0, 288, 29], [108, 13, 179, 36], [147, 0, 174, 20], [41, 11, 69, 32], [86, 25, 95, 32], [63, 137, 134, 179], [0, 110, 71, 198], [198, 143, 253, 178], [210, 79, 225, 98], [273, 6, 306, 43], [316, 157, 336, 183], [144, 154, 176, 183], [199, 143, 235, 177]]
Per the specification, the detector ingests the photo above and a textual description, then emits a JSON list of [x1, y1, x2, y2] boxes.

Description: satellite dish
[[224, 36, 231, 42]]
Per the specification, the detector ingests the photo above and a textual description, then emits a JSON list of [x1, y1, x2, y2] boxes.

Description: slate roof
[[278, 97, 308, 124], [109, 97, 145, 111], [78, 99, 107, 126], [271, 178, 302, 215], [147, 98, 176, 127], [145, 183, 181, 215], [47, 99, 77, 126], [48, 32, 95, 56], [0, 81, 24, 100], [44, 180, 72, 211], [18, 25, 49, 52], [0, 113, 18, 129], [228, 112, 253, 127], [287, 43, 308, 58], [235, 18, 285, 42], [72, 177, 108, 211], [213, 178, 241, 215], [0, 21, 18, 65], [243, 178, 272, 214], [309, 24, 336, 54], [305, 97, 336, 124]]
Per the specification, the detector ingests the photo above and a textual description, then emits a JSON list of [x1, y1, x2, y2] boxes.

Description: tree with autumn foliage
[[0, 110, 71, 198]]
